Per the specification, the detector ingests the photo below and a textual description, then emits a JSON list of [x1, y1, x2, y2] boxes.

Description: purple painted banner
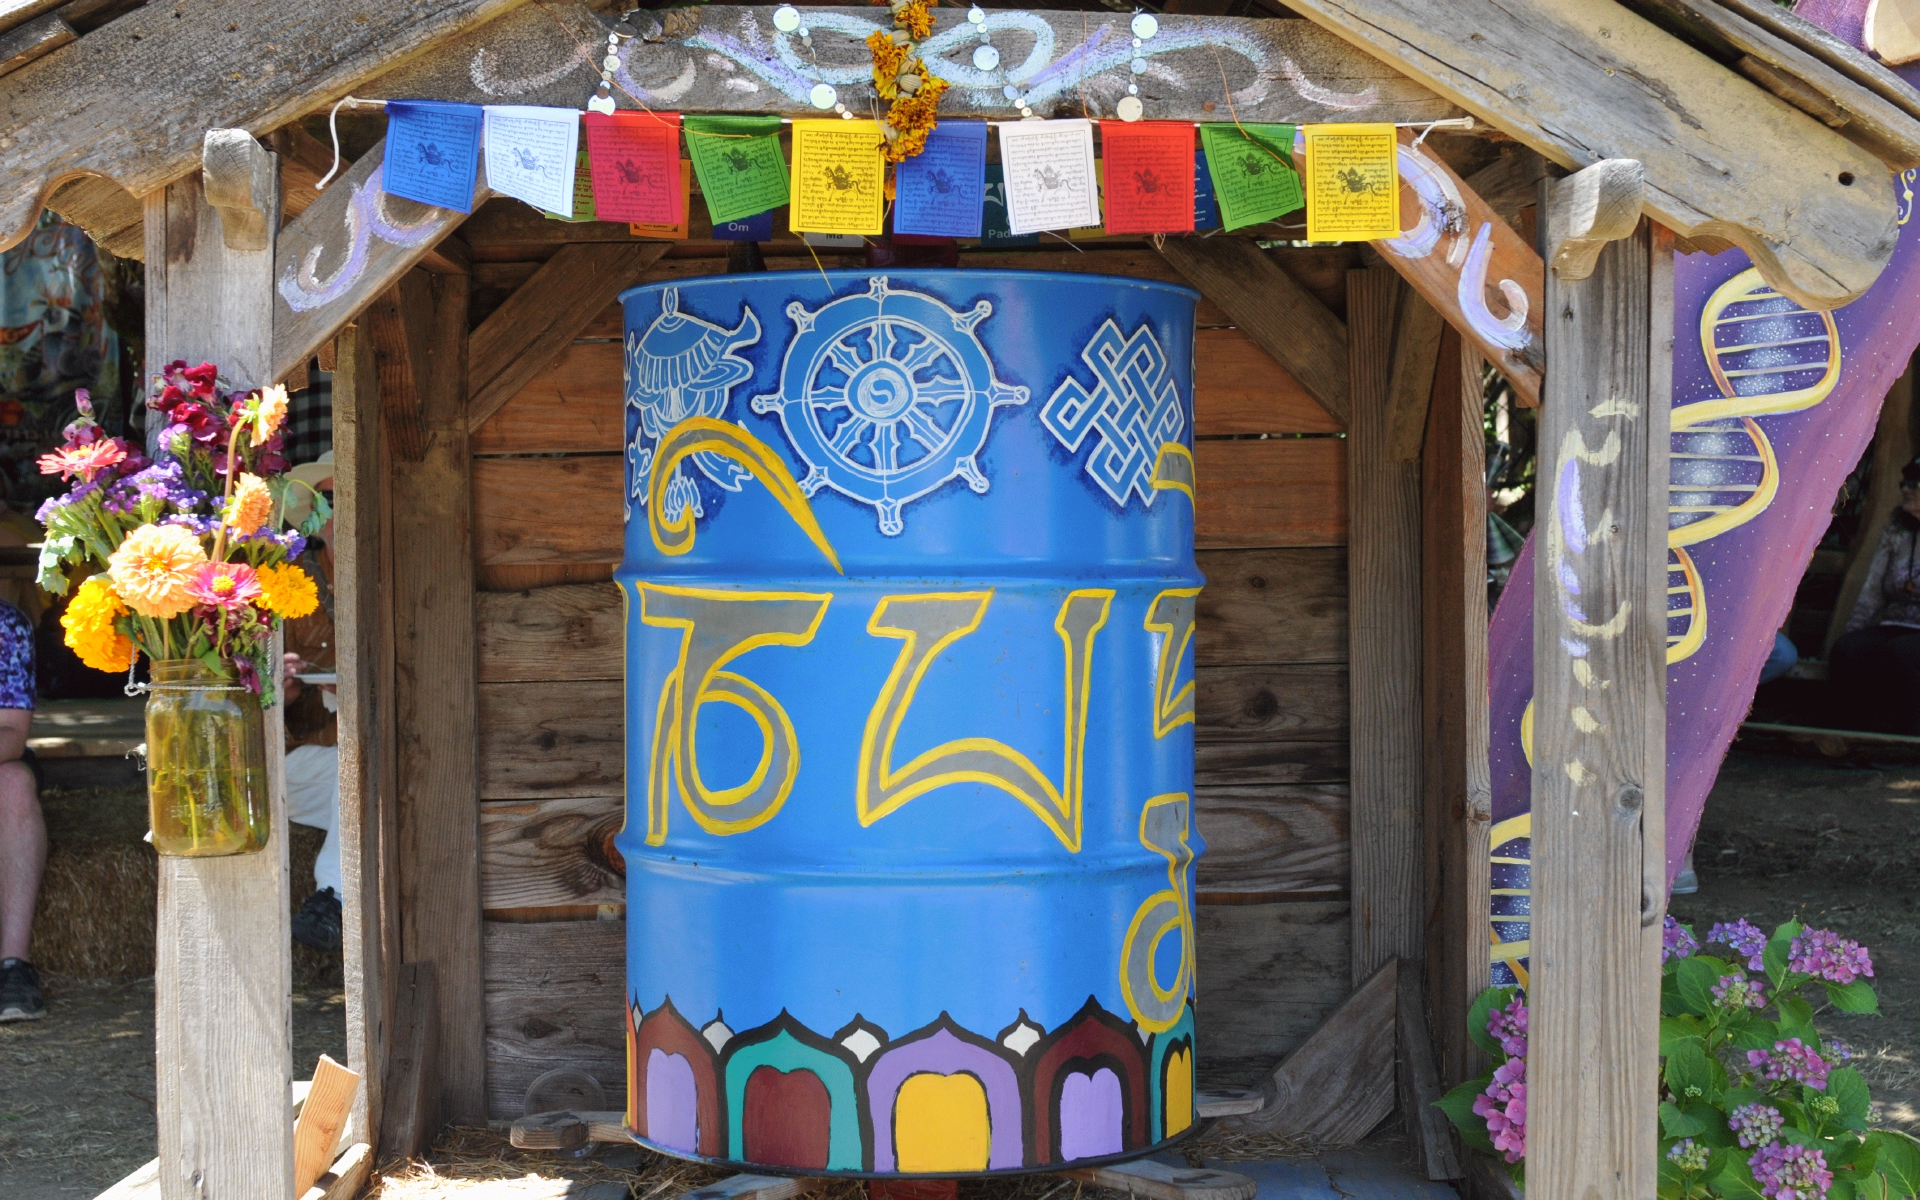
[[1485, 177, 1920, 989]]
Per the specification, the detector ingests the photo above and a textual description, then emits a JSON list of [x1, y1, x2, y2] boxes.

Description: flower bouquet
[[1436, 916, 1920, 1200], [36, 360, 328, 856]]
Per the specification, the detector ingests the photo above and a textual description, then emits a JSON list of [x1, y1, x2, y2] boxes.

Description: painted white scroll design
[[276, 164, 452, 314]]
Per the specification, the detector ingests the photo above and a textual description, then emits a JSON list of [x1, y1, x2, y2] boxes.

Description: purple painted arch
[[866, 1024, 1024, 1172]]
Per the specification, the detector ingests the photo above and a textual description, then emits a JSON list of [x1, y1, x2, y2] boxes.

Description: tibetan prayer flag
[[1068, 158, 1104, 240], [382, 100, 482, 212], [980, 164, 1038, 246], [1099, 121, 1194, 235], [996, 118, 1099, 235], [1302, 122, 1398, 242], [584, 110, 683, 225], [629, 163, 693, 240], [543, 151, 596, 222], [1193, 150, 1221, 230], [789, 119, 885, 236], [715, 210, 774, 241], [894, 121, 987, 239], [483, 105, 582, 214], [1198, 122, 1301, 232], [686, 115, 788, 225]]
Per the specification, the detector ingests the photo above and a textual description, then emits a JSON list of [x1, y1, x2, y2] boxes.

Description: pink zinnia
[[38, 439, 127, 482], [186, 561, 262, 612]]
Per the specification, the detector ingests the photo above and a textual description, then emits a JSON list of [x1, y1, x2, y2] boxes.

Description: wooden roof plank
[[1715, 0, 1920, 117], [1280, 0, 1898, 310]]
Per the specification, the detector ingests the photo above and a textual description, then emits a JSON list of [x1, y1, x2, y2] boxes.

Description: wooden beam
[[1463, 149, 1551, 231], [1384, 282, 1444, 462], [1868, 0, 1920, 65], [271, 139, 487, 385], [202, 129, 278, 253], [378, 962, 442, 1160], [1543, 160, 1648, 281], [1718, 0, 1920, 122], [0, 0, 66, 37], [1421, 331, 1492, 1091], [1397, 960, 1462, 1181], [1530, 201, 1669, 1200], [1158, 237, 1350, 426], [300, 1143, 373, 1200], [1825, 363, 1918, 653], [0, 10, 69, 80], [367, 273, 437, 464], [392, 271, 487, 1124], [1347, 268, 1422, 983], [1282, 0, 1897, 310], [467, 241, 669, 433], [145, 138, 296, 1200], [45, 175, 143, 260], [1226, 958, 1398, 1142], [0, 0, 528, 252]]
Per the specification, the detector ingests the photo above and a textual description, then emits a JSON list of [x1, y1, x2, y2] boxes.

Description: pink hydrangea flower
[[1749, 1143, 1833, 1200], [1709, 918, 1769, 970], [1473, 1057, 1526, 1164], [1487, 996, 1528, 1058], [1788, 928, 1874, 985], [1730, 1102, 1785, 1149], [1713, 974, 1767, 1010], [1747, 1038, 1829, 1091], [1664, 915, 1699, 963]]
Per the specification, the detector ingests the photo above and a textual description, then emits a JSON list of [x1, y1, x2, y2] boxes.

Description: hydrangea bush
[[1435, 917, 1920, 1199]]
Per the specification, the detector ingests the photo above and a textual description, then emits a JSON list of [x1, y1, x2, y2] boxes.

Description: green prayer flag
[[1199, 123, 1302, 232], [686, 115, 789, 225]]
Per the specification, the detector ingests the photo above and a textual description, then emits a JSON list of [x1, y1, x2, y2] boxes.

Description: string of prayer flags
[[628, 163, 693, 240], [482, 105, 581, 214], [382, 100, 482, 212], [584, 110, 683, 225], [1099, 121, 1194, 235], [789, 119, 885, 236], [1198, 122, 1301, 232], [894, 121, 987, 239], [997, 118, 1099, 235], [715, 211, 774, 241], [981, 164, 1038, 246], [1302, 122, 1399, 242], [686, 115, 788, 225], [1193, 150, 1221, 230], [543, 151, 596, 222]]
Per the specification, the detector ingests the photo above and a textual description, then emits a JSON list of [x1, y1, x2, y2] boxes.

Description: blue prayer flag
[[980, 164, 1038, 247], [715, 211, 775, 241], [1194, 150, 1221, 231], [894, 121, 987, 239], [382, 100, 483, 213]]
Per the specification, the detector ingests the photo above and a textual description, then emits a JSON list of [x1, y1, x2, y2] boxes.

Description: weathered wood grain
[[478, 562, 617, 593], [477, 680, 623, 800], [1345, 269, 1423, 986], [0, 11, 69, 80], [0, 0, 67, 38], [472, 456, 623, 566], [0, 0, 528, 253], [1195, 328, 1343, 435], [1396, 960, 1463, 1181], [1530, 208, 1667, 1200], [1722, 0, 1920, 116], [1384, 283, 1444, 462], [1195, 547, 1347, 666], [1160, 237, 1350, 424], [1195, 664, 1349, 744], [1196, 741, 1350, 787], [293, 1055, 360, 1197], [1194, 438, 1347, 550], [362, 3, 1455, 124], [1195, 900, 1352, 1089], [1228, 959, 1396, 1142], [480, 796, 625, 911], [1063, 1160, 1258, 1200], [476, 582, 624, 684], [1282, 0, 1897, 309], [147, 157, 296, 1200], [483, 919, 627, 1120], [379, 962, 441, 1162], [1195, 784, 1349, 894], [273, 140, 490, 384], [45, 175, 143, 260]]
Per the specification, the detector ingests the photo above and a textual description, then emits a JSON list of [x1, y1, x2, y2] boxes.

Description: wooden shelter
[[5, 1, 1919, 1197]]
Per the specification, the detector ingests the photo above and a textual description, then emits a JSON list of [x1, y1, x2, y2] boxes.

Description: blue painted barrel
[[616, 270, 1203, 1176]]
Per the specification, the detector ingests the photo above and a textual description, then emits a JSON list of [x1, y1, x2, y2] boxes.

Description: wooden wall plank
[[1194, 438, 1347, 550], [480, 796, 625, 911], [1194, 664, 1348, 745], [477, 680, 622, 800], [483, 919, 627, 1120], [391, 272, 487, 1123], [1195, 785, 1348, 895], [1196, 900, 1352, 1090], [476, 583, 624, 684], [1196, 742, 1350, 787], [472, 456, 622, 566], [1196, 329, 1341, 435], [1195, 548, 1346, 666]]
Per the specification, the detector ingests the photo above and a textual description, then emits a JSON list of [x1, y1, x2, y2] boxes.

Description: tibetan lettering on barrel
[[617, 270, 1203, 1175]]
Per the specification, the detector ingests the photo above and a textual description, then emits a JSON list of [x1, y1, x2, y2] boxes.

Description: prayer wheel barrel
[[617, 270, 1203, 1175]]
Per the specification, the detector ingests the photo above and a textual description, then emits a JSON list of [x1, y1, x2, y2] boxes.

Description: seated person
[[1831, 459, 1920, 734], [0, 598, 43, 1020]]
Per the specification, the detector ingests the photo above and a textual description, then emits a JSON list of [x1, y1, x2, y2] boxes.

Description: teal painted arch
[[1146, 1004, 1195, 1143], [723, 1028, 863, 1169]]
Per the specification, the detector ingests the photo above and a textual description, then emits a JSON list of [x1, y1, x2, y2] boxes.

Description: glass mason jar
[[144, 659, 270, 856]]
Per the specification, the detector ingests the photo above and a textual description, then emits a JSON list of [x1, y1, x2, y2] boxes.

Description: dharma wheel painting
[[616, 271, 1204, 1175]]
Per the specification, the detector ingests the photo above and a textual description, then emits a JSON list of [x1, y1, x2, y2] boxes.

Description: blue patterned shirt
[[0, 600, 34, 710]]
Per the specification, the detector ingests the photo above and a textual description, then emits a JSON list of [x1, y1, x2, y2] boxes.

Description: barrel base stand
[[508, 1112, 1260, 1200]]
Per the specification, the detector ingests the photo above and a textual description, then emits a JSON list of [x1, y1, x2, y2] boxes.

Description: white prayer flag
[[482, 105, 582, 214], [995, 118, 1100, 235]]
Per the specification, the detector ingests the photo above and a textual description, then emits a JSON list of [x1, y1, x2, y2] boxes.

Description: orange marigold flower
[[107, 523, 207, 619], [61, 575, 133, 674], [227, 473, 274, 536], [896, 0, 933, 40], [867, 30, 908, 99], [255, 563, 319, 620]]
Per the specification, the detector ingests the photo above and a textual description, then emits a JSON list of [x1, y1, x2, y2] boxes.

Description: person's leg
[[1758, 630, 1800, 685], [1828, 626, 1907, 731], [1884, 631, 1920, 735], [0, 758, 44, 963], [285, 744, 343, 951]]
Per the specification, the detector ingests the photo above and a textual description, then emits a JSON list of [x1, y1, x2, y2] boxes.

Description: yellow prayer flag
[[1302, 123, 1399, 242], [789, 119, 885, 237]]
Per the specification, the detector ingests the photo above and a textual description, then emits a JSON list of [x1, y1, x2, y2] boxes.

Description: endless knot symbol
[[1040, 318, 1186, 507]]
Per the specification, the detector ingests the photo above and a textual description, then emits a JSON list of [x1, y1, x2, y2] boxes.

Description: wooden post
[[1419, 330, 1492, 1089], [389, 270, 486, 1122], [142, 132, 296, 1199], [1531, 164, 1668, 1200], [1348, 267, 1424, 984]]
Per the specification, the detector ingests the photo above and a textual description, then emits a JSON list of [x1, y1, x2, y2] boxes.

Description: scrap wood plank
[[294, 1055, 362, 1196], [1225, 958, 1398, 1143], [300, 1142, 372, 1200], [1395, 961, 1462, 1182], [1282, 0, 1897, 310], [0, 0, 528, 253], [1064, 1160, 1257, 1200]]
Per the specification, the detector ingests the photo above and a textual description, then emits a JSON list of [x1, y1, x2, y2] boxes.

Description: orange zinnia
[[227, 473, 273, 536], [107, 523, 207, 619]]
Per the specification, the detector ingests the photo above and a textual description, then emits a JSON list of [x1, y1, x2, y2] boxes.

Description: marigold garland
[[868, 0, 947, 164]]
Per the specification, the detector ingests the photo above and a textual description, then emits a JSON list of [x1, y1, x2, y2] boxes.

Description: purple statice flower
[[123, 460, 208, 511], [158, 513, 220, 537], [1713, 973, 1767, 1010], [232, 655, 261, 695], [1788, 929, 1874, 985], [1664, 915, 1699, 963], [1731, 1103, 1786, 1149], [1749, 1143, 1833, 1200], [1709, 919, 1769, 970], [1748, 1039, 1830, 1091], [1667, 1139, 1710, 1173], [1487, 995, 1528, 1058], [1473, 1057, 1526, 1164]]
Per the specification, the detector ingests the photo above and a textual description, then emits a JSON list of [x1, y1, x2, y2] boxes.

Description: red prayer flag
[[1098, 121, 1195, 235], [583, 111, 683, 225]]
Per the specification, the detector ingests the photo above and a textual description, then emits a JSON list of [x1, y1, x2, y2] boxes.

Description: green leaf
[[1714, 1157, 1767, 1199], [1766, 934, 1794, 990], [1435, 1078, 1495, 1155], [1777, 995, 1817, 1045], [1832, 1067, 1873, 1131], [1466, 987, 1518, 1058], [1865, 1132, 1920, 1198], [1675, 956, 1723, 1017], [1664, 1015, 1708, 1055], [1730, 1020, 1780, 1052], [1664, 1101, 1710, 1137], [1861, 1171, 1889, 1200], [1826, 980, 1881, 1015], [1667, 1040, 1712, 1102], [1833, 1176, 1860, 1200]]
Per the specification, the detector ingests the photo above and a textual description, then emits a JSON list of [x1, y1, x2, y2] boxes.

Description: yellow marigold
[[227, 473, 273, 536], [867, 30, 908, 99], [256, 563, 319, 620], [896, 0, 933, 41], [107, 523, 206, 619], [61, 576, 133, 674], [253, 384, 289, 447]]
